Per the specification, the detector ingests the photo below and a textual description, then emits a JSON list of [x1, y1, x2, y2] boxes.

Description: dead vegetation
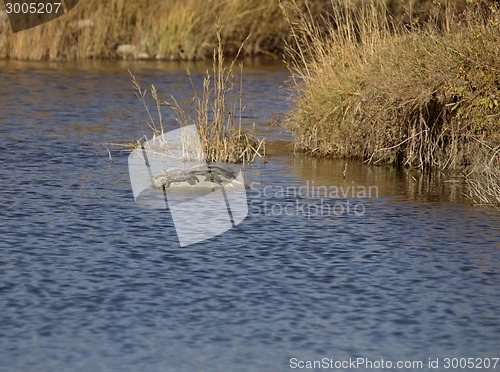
[[282, 0, 499, 207], [128, 27, 264, 165]]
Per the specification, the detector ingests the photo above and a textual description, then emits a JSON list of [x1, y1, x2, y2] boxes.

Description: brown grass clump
[[283, 0, 499, 169], [282, 0, 499, 206], [128, 27, 264, 165]]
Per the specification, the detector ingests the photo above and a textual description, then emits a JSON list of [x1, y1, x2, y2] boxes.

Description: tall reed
[[0, 0, 468, 61], [129, 26, 264, 164]]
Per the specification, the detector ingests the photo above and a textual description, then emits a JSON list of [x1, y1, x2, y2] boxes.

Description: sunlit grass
[[0, 0, 307, 60], [282, 0, 499, 206], [0, 0, 466, 60], [284, 0, 500, 165], [128, 26, 264, 165]]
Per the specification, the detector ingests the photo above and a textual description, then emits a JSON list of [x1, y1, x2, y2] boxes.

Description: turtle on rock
[[152, 163, 239, 189], [188, 164, 222, 184], [188, 163, 237, 184], [152, 168, 199, 189]]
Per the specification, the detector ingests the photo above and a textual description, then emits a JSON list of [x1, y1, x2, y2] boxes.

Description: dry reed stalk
[[127, 25, 264, 164], [465, 168, 500, 209]]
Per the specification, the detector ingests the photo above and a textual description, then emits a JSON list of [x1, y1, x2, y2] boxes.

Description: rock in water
[[152, 168, 199, 189], [188, 163, 237, 183]]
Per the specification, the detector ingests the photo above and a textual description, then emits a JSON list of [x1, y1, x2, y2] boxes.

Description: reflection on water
[[281, 155, 468, 203], [0, 61, 499, 372]]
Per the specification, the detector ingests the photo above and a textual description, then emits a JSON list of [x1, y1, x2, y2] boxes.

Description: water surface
[[0, 60, 499, 372]]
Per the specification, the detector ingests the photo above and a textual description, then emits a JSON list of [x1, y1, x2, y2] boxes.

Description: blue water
[[0, 61, 499, 371]]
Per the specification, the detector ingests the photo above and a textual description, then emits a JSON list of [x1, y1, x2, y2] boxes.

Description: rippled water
[[0, 60, 499, 372]]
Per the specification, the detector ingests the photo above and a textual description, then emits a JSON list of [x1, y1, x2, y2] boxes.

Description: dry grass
[[282, 0, 499, 206], [128, 27, 264, 165], [0, 0, 314, 60], [0, 0, 459, 61], [283, 0, 500, 166]]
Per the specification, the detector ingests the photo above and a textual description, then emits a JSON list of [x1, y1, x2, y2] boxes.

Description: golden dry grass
[[128, 27, 264, 164], [0, 0, 466, 61], [0, 0, 310, 60], [282, 0, 499, 206], [283, 0, 499, 166]]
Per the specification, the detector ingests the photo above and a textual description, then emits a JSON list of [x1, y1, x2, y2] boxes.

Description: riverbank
[[1, 0, 465, 61], [1, 0, 497, 207], [283, 0, 499, 208], [0, 0, 309, 60]]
